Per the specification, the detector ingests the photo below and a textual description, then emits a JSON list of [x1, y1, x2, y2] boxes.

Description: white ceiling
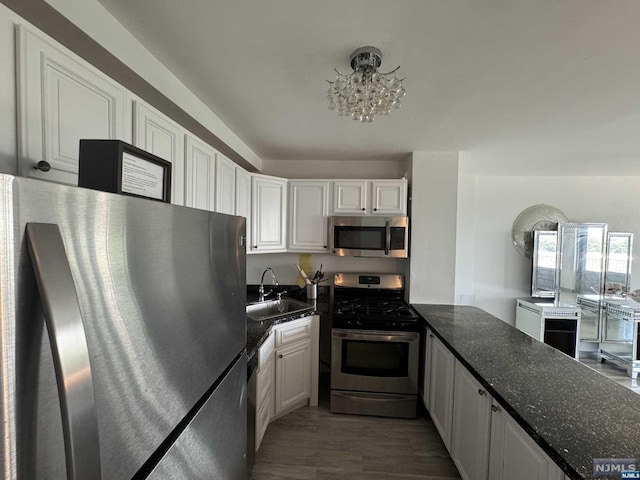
[[96, 0, 640, 164]]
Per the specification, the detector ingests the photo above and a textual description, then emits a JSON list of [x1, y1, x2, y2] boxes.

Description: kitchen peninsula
[[414, 304, 640, 480]]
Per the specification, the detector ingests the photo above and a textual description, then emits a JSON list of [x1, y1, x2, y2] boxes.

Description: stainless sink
[[246, 298, 314, 322]]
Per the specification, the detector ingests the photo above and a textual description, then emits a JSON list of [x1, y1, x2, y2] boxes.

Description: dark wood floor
[[251, 381, 461, 480]]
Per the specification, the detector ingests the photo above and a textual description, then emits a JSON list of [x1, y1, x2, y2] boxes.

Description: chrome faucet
[[258, 268, 279, 302]]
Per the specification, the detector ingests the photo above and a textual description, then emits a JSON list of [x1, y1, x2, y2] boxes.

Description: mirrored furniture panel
[[599, 300, 640, 378], [604, 232, 633, 297], [527, 223, 638, 375], [531, 231, 557, 298], [555, 224, 608, 344]]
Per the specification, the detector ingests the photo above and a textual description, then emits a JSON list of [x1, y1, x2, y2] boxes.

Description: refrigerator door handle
[[26, 223, 102, 480]]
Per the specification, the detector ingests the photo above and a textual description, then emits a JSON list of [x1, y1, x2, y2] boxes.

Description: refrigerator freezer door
[[147, 355, 247, 480], [7, 176, 246, 479]]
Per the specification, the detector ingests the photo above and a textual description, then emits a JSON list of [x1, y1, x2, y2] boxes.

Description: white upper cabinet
[[288, 180, 330, 252], [251, 174, 287, 253], [332, 181, 369, 214], [372, 180, 407, 215], [133, 100, 185, 205], [215, 153, 236, 215], [235, 167, 251, 251], [17, 25, 127, 186], [331, 179, 407, 216], [184, 133, 216, 211]]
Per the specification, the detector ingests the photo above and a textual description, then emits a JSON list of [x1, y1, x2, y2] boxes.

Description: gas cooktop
[[333, 273, 419, 331]]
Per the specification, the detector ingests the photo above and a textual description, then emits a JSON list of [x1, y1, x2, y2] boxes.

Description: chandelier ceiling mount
[[327, 46, 406, 123]]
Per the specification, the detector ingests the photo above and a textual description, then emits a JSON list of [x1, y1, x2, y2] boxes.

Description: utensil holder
[[306, 283, 317, 300]]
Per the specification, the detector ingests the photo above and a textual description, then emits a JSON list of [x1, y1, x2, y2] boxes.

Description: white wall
[[456, 171, 640, 324], [261, 158, 409, 179], [408, 152, 459, 304]]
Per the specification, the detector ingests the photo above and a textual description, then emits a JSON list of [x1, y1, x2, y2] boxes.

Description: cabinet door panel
[[421, 327, 432, 407], [256, 385, 272, 452], [252, 175, 287, 252], [288, 181, 329, 252], [17, 26, 126, 185], [184, 134, 215, 211], [133, 101, 185, 205], [452, 361, 491, 480], [235, 168, 251, 253], [489, 404, 563, 480], [428, 335, 455, 452], [235, 168, 251, 218], [332, 181, 368, 214], [275, 341, 311, 415], [372, 180, 407, 215], [215, 154, 236, 215]]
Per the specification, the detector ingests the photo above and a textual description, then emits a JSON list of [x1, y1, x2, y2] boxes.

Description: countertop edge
[[411, 303, 640, 480]]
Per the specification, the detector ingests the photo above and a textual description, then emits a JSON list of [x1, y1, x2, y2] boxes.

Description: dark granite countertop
[[246, 285, 329, 378], [412, 304, 640, 480]]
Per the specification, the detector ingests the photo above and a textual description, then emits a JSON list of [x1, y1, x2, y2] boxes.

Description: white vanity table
[[515, 298, 581, 358]]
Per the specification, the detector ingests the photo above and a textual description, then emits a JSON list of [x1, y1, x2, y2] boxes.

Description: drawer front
[[258, 332, 275, 368], [257, 356, 274, 408], [275, 317, 312, 348]]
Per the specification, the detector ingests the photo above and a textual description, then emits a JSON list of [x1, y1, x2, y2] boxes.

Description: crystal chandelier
[[327, 46, 406, 123]]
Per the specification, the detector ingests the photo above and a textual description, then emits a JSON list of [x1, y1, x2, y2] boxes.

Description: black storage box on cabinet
[[78, 139, 171, 203]]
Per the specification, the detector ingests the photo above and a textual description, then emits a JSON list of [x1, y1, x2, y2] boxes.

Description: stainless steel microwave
[[330, 216, 409, 258]]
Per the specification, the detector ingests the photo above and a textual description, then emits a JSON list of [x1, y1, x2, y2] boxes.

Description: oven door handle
[[333, 330, 418, 342], [384, 220, 391, 255]]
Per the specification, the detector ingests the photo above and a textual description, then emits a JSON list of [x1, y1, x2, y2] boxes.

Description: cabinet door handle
[[33, 160, 51, 172], [478, 389, 485, 396], [429, 334, 434, 338], [253, 245, 258, 249], [361, 207, 366, 211], [373, 208, 378, 211], [491, 404, 500, 412], [278, 354, 283, 359]]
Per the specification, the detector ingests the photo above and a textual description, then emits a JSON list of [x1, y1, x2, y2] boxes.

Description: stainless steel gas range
[[330, 273, 419, 419]]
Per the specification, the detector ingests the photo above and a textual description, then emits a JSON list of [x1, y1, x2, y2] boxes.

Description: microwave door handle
[[385, 221, 391, 255], [26, 223, 102, 480]]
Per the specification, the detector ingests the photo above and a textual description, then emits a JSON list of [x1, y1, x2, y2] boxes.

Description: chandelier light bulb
[[327, 46, 406, 123]]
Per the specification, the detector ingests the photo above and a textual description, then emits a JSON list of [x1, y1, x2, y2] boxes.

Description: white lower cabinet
[[425, 331, 566, 480], [451, 360, 492, 480], [488, 403, 565, 480], [275, 339, 311, 414], [420, 326, 432, 407], [255, 315, 319, 452], [255, 332, 274, 452], [428, 332, 455, 452]]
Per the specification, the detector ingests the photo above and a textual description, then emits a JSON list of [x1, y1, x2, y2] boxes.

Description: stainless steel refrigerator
[[0, 174, 247, 479]]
